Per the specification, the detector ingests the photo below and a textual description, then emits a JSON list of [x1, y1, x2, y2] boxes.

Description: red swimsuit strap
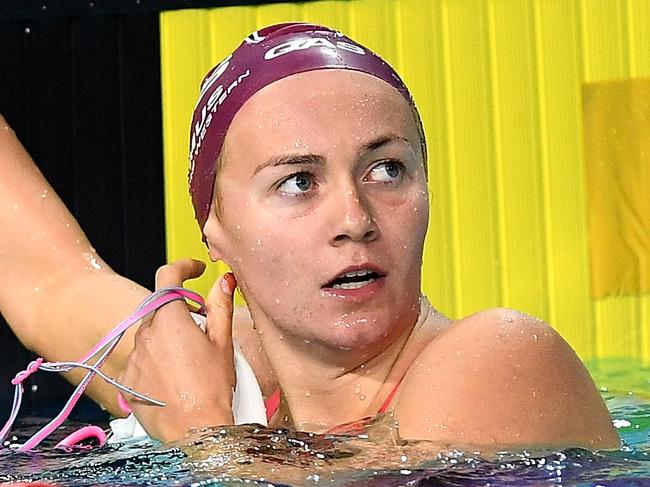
[[377, 380, 401, 413], [264, 389, 282, 422], [264, 381, 402, 422]]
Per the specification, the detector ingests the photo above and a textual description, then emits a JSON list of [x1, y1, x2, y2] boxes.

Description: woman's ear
[[202, 208, 227, 263]]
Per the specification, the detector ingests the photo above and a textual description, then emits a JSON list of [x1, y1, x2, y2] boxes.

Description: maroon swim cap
[[189, 22, 424, 237]]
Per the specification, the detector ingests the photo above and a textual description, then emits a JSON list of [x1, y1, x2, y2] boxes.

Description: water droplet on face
[[354, 384, 361, 394], [34, 287, 40, 292], [533, 334, 538, 342], [304, 390, 311, 397], [359, 394, 365, 401], [275, 298, 280, 305], [303, 338, 310, 344], [40, 189, 48, 198]]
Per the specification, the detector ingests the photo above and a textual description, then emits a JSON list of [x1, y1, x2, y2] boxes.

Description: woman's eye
[[278, 172, 314, 195], [368, 161, 403, 182]]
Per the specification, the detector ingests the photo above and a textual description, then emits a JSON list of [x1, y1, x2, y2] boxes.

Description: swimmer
[[0, 23, 618, 451]]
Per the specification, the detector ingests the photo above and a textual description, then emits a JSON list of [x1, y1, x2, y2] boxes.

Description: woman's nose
[[329, 188, 379, 246]]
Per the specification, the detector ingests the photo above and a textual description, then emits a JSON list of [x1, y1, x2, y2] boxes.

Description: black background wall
[[0, 10, 166, 422]]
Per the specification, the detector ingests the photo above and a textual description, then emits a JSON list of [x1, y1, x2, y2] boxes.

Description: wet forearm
[[0, 115, 150, 414]]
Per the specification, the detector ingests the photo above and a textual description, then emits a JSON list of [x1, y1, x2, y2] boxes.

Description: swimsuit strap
[[265, 389, 282, 422], [264, 380, 402, 423], [377, 380, 401, 413]]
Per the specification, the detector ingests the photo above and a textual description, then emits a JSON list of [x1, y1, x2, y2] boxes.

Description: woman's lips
[[320, 275, 386, 302], [322, 264, 386, 287]]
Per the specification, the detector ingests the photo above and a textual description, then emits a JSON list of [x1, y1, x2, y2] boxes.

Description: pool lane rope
[[0, 287, 266, 452]]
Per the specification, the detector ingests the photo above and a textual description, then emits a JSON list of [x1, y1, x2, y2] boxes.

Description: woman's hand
[[118, 258, 238, 442]]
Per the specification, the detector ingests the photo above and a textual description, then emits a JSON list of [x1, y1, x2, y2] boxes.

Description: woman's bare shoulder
[[393, 307, 619, 450]]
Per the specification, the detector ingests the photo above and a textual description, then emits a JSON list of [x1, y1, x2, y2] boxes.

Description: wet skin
[[199, 70, 619, 448], [205, 69, 428, 365]]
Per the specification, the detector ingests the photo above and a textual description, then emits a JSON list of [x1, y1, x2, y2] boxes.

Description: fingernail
[[220, 273, 235, 296]]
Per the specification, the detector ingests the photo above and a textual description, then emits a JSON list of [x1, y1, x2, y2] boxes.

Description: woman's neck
[[252, 297, 449, 431]]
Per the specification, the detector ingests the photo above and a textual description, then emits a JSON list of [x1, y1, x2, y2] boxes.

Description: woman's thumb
[[205, 272, 236, 347]]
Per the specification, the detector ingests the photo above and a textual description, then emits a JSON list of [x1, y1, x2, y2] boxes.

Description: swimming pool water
[[1, 358, 649, 486]]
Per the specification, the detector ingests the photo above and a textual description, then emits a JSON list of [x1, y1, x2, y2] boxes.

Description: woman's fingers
[[139, 258, 207, 334], [155, 258, 206, 289], [118, 261, 238, 440], [205, 273, 236, 348]]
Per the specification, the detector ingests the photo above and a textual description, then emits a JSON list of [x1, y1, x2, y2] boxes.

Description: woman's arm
[[0, 114, 150, 415]]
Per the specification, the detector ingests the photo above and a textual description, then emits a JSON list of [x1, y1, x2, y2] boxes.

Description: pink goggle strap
[[0, 287, 205, 452]]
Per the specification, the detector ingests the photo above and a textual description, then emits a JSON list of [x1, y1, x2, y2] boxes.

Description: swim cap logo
[[264, 37, 365, 60], [198, 55, 232, 103], [244, 31, 266, 44]]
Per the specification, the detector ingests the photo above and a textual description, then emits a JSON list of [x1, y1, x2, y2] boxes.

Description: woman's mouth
[[321, 266, 387, 301], [327, 270, 381, 289]]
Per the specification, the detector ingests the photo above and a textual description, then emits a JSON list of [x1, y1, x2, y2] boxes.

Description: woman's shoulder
[[416, 305, 552, 348], [405, 305, 564, 385], [394, 306, 619, 448]]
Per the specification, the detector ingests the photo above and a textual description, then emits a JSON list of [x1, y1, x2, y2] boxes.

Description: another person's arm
[[0, 114, 150, 414], [0, 115, 275, 426]]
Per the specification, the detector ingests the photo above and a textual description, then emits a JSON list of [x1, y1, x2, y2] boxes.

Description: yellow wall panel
[[160, 0, 650, 362], [533, 0, 595, 355], [443, 0, 502, 316], [488, 0, 548, 318]]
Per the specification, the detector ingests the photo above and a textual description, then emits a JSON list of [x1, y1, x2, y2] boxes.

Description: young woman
[[0, 23, 618, 450]]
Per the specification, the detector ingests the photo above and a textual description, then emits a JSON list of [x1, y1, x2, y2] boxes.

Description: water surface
[[1, 358, 648, 486]]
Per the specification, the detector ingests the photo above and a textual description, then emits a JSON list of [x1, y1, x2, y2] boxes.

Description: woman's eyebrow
[[359, 134, 411, 155], [254, 154, 325, 175]]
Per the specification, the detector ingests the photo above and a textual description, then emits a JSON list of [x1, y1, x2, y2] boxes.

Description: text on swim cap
[[198, 55, 232, 102], [264, 38, 365, 60], [189, 68, 251, 178]]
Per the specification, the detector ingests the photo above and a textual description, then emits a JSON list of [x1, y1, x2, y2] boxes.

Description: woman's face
[[205, 69, 429, 354]]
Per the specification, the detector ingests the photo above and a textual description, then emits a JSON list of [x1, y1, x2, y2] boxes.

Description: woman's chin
[[309, 312, 414, 354]]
